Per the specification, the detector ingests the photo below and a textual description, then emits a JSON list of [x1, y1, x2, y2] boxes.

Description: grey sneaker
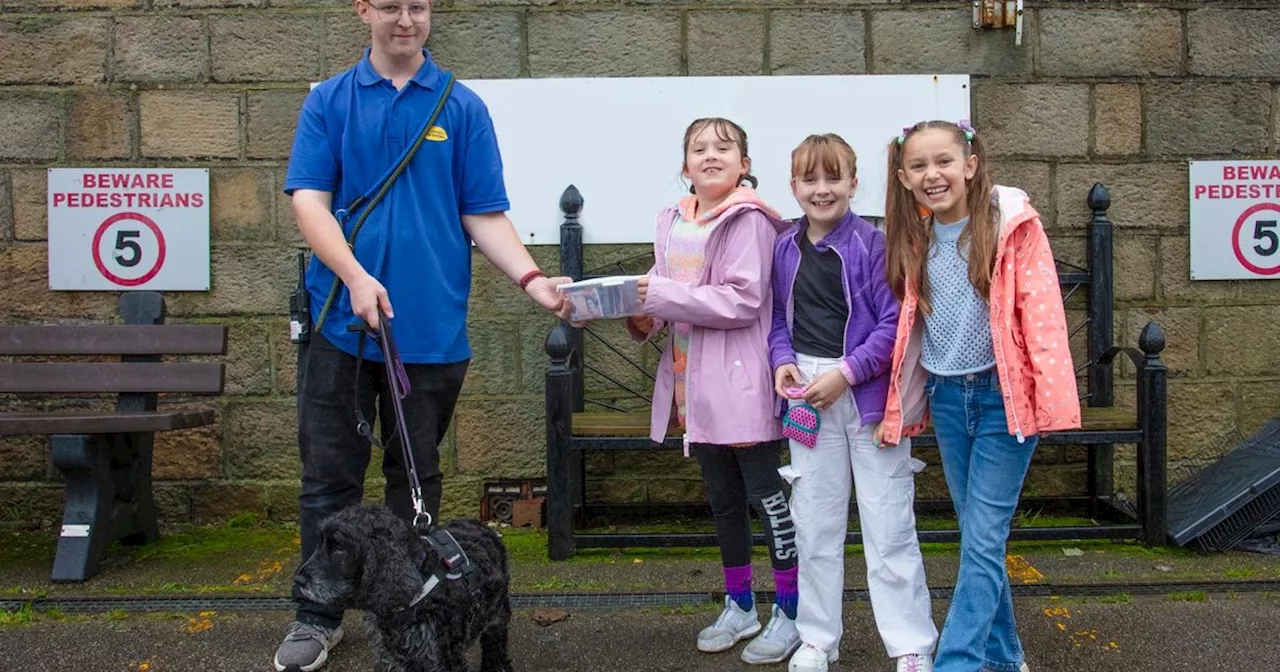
[[740, 604, 800, 664], [697, 595, 761, 653], [273, 621, 344, 672]]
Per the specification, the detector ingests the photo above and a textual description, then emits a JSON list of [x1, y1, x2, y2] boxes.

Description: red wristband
[[518, 269, 546, 290]]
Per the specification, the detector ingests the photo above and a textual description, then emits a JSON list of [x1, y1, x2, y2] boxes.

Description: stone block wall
[[1, 0, 1278, 527]]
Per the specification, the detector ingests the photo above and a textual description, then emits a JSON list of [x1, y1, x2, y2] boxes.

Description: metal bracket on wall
[[973, 0, 1025, 46]]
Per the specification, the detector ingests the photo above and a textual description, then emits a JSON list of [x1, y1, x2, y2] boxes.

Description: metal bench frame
[[543, 183, 1168, 559], [0, 292, 227, 582]]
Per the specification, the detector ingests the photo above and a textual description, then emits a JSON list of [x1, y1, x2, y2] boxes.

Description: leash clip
[[412, 508, 433, 537]]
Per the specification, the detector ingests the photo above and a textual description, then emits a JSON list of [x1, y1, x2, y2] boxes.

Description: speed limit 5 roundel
[[1231, 202, 1280, 276], [91, 212, 167, 287]]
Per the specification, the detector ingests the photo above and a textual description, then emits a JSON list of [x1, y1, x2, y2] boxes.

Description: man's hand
[[525, 275, 573, 320], [348, 272, 393, 330], [802, 369, 847, 411], [774, 364, 803, 399]]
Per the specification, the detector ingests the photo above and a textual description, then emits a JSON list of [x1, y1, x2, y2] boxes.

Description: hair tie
[[896, 125, 913, 146], [957, 119, 975, 142]]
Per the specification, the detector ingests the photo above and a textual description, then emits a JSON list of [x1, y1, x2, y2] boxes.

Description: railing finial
[[560, 185, 583, 217], [1087, 182, 1111, 214], [1139, 320, 1166, 356]]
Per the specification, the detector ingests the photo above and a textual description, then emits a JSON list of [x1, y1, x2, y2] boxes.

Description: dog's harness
[[404, 527, 477, 608], [348, 310, 485, 613]]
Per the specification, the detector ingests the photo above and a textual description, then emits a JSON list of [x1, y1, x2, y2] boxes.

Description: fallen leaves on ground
[[185, 610, 217, 634], [532, 609, 570, 626], [1005, 555, 1045, 584], [233, 560, 285, 586]]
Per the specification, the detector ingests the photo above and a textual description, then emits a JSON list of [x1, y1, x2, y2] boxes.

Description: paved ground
[[2, 593, 1279, 671], [4, 525, 1280, 670]]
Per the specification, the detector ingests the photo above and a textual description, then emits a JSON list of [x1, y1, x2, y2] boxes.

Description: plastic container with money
[[555, 275, 646, 322]]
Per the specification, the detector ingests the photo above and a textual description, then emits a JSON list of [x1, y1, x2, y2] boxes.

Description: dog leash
[[348, 311, 484, 614], [347, 308, 431, 533]]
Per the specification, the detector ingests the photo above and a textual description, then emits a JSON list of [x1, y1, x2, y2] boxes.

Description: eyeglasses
[[365, 1, 431, 23]]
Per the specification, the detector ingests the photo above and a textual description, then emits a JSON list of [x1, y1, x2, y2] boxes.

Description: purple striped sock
[[723, 564, 753, 611], [774, 566, 798, 620]]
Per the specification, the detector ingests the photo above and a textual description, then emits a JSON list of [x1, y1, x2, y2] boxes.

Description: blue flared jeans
[[928, 369, 1038, 672]]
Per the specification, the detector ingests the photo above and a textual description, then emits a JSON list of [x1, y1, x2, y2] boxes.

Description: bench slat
[[0, 410, 216, 436], [571, 406, 1138, 438], [0, 325, 227, 356], [0, 363, 225, 394]]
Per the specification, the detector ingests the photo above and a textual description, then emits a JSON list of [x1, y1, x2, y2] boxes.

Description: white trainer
[[788, 642, 838, 672], [696, 595, 761, 653], [740, 604, 801, 664], [896, 653, 934, 672]]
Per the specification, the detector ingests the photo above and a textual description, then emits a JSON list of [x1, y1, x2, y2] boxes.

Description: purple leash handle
[[374, 309, 429, 528], [350, 309, 431, 529]]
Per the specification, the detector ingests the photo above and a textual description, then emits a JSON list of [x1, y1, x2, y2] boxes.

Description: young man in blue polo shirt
[[275, 1, 571, 669]]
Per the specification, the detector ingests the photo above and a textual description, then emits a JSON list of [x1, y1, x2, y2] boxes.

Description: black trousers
[[293, 333, 468, 628], [693, 442, 798, 570]]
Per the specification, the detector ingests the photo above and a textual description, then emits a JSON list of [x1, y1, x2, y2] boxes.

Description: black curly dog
[[293, 505, 513, 672]]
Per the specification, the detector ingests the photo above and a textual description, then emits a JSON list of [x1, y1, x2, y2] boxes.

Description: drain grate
[[3, 581, 1276, 615], [1168, 417, 1280, 549]]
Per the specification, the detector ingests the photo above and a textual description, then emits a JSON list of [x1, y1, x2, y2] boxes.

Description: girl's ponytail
[[884, 128, 932, 311]]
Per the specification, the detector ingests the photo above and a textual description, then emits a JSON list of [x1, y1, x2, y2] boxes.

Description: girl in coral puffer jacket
[[877, 120, 1081, 672]]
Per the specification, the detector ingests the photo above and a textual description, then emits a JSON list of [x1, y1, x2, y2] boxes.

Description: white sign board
[[47, 168, 210, 290], [1189, 160, 1280, 280], [311, 74, 970, 244]]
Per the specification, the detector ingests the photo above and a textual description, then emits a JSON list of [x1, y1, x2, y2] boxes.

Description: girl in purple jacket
[[769, 134, 937, 672], [626, 117, 800, 664]]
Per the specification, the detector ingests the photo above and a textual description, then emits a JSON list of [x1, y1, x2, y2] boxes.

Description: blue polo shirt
[[283, 49, 509, 364]]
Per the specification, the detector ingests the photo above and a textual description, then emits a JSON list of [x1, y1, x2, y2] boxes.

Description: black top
[[792, 233, 848, 359]]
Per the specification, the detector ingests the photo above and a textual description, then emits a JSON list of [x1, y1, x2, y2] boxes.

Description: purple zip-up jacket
[[768, 210, 900, 427]]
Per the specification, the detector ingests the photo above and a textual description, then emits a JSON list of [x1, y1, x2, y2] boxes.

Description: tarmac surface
[[3, 593, 1279, 671], [4, 525, 1280, 671]]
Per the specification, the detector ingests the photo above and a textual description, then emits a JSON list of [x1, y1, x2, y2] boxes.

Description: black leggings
[[694, 442, 798, 569]]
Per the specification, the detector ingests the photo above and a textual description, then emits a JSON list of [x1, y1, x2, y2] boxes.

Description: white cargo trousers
[[780, 353, 938, 658]]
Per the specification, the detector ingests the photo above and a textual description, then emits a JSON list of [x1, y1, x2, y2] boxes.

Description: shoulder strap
[[337, 71, 456, 224], [313, 71, 457, 335]]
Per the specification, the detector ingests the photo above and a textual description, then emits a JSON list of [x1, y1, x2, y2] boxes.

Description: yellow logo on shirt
[[426, 126, 448, 142]]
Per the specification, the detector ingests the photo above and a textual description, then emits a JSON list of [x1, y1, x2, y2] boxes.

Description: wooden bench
[[542, 183, 1169, 560], [0, 291, 227, 582]]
